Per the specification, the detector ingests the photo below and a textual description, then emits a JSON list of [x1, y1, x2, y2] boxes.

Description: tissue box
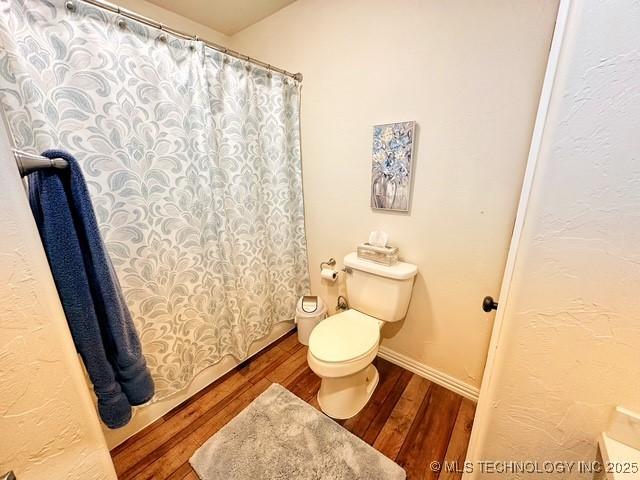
[[357, 243, 399, 266]]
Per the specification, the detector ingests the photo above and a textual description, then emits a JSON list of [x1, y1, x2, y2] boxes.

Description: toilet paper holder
[[320, 258, 336, 270]]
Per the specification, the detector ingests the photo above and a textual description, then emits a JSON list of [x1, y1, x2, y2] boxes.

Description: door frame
[[463, 0, 573, 473]]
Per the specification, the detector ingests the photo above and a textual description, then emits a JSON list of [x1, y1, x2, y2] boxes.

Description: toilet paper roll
[[321, 268, 338, 282]]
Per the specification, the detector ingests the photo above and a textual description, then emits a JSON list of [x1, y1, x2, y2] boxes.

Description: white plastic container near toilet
[[295, 296, 327, 345]]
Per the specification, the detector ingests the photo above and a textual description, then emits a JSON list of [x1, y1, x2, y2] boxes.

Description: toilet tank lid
[[344, 252, 417, 280]]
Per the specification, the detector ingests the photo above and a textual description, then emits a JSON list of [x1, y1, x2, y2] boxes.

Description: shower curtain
[[0, 0, 310, 400]]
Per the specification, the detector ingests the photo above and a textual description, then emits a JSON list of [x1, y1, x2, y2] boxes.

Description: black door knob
[[482, 296, 498, 312]]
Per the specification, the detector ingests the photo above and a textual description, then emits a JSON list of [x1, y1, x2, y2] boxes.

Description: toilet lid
[[309, 309, 380, 363]]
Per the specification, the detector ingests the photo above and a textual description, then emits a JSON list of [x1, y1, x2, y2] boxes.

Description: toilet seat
[[307, 309, 382, 417], [308, 309, 380, 363]]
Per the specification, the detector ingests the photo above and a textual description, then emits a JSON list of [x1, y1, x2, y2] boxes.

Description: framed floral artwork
[[370, 121, 416, 211]]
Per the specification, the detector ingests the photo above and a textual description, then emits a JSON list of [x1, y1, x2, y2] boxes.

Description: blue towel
[[29, 150, 154, 428]]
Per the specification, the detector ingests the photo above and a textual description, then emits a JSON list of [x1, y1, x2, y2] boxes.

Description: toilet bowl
[[307, 309, 383, 419], [307, 252, 418, 419]]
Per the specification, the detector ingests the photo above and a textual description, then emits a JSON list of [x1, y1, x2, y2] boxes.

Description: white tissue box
[[357, 243, 399, 266]]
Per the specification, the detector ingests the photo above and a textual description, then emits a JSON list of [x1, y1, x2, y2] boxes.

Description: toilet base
[[316, 364, 379, 419]]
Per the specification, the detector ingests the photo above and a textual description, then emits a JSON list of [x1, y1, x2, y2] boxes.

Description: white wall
[[230, 0, 559, 396], [0, 120, 116, 478], [118, 0, 230, 44], [468, 1, 640, 476]]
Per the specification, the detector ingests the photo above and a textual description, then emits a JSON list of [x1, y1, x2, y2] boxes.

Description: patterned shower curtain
[[0, 0, 309, 400]]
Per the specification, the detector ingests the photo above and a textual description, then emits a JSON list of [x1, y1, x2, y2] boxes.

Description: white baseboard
[[377, 346, 480, 402]]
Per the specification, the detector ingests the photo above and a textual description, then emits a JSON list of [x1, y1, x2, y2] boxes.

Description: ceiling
[[144, 0, 297, 35]]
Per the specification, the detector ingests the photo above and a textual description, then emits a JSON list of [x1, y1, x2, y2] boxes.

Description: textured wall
[[0, 120, 116, 478], [469, 1, 640, 477], [230, 0, 559, 394]]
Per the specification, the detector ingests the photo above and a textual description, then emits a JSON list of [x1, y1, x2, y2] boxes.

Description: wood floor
[[111, 330, 476, 480]]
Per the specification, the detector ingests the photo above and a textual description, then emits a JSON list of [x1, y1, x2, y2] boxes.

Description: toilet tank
[[343, 252, 418, 322]]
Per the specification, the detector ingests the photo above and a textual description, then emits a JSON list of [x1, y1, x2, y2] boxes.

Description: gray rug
[[190, 383, 406, 480]]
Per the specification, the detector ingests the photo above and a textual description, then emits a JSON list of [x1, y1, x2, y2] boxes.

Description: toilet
[[307, 252, 418, 419]]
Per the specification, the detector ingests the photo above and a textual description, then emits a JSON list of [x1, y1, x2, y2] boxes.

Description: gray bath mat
[[189, 383, 406, 480]]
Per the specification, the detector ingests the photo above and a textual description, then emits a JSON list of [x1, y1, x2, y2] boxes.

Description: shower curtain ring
[[158, 25, 167, 42], [65, 1, 75, 11]]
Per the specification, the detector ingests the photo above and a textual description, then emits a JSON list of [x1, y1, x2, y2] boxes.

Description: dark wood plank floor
[[111, 330, 475, 480]]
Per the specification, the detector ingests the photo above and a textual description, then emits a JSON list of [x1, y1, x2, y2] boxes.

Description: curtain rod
[[66, 0, 303, 82]]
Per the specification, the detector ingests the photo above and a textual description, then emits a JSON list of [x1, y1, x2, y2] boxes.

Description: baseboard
[[377, 346, 480, 402]]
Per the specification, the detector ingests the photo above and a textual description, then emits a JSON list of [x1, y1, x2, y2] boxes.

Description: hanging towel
[[29, 150, 154, 428]]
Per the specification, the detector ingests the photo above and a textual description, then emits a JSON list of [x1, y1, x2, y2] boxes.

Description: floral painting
[[371, 121, 416, 211]]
